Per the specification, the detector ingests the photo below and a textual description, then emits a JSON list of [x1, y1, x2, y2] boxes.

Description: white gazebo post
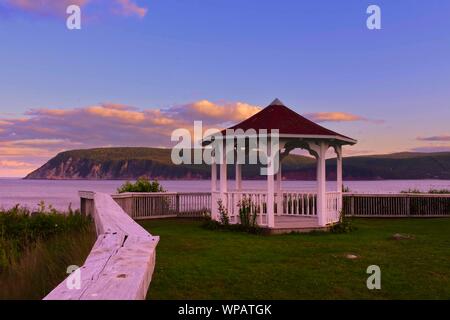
[[235, 163, 242, 190], [210, 153, 217, 220], [219, 145, 228, 222], [266, 141, 275, 228], [310, 141, 328, 227], [335, 145, 342, 193], [335, 145, 343, 212], [211, 154, 217, 192], [219, 147, 228, 199], [275, 161, 282, 215]]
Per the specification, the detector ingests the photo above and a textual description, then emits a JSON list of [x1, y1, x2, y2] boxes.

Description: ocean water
[[1, 178, 450, 211]]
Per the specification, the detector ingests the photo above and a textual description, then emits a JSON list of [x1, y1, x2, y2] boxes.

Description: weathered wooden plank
[[44, 192, 159, 300]]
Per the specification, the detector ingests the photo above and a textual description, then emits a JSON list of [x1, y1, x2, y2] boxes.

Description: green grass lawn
[[140, 218, 450, 300]]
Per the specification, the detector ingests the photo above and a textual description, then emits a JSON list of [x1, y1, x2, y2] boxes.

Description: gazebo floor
[[270, 215, 328, 234]]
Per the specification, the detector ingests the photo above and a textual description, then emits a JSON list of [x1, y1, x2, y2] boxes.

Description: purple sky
[[1, 0, 450, 176]]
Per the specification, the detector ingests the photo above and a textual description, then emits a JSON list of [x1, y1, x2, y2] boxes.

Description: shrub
[[201, 218, 266, 235], [428, 189, 450, 194], [400, 188, 422, 194], [217, 199, 229, 225], [330, 210, 356, 234], [202, 197, 265, 234], [238, 197, 258, 228], [400, 188, 450, 194], [117, 176, 165, 193]]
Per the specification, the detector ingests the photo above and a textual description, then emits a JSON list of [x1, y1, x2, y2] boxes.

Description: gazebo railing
[[281, 192, 317, 216], [325, 191, 342, 224], [214, 191, 268, 225], [213, 190, 341, 226]]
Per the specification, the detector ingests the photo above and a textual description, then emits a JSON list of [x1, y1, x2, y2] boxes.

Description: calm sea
[[1, 178, 450, 211]]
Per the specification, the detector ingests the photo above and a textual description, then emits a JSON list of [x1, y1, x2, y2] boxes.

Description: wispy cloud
[[169, 100, 261, 124], [304, 112, 383, 123], [3, 0, 148, 18], [0, 160, 35, 168], [0, 100, 385, 176], [114, 0, 147, 18], [4, 0, 89, 16], [417, 135, 450, 142], [410, 146, 450, 153]]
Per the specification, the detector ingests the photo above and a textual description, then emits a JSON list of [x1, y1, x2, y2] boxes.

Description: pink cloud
[[303, 112, 383, 123], [305, 112, 365, 122], [114, 0, 147, 18], [0, 100, 260, 171], [410, 146, 450, 153], [417, 135, 450, 142], [0, 100, 381, 176], [170, 100, 262, 124], [0, 160, 35, 168], [6, 0, 89, 16], [5, 0, 148, 18]]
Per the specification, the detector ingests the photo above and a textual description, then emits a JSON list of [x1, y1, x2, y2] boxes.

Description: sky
[[0, 0, 450, 177]]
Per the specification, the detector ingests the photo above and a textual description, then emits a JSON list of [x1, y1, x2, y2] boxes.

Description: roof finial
[[269, 98, 284, 106]]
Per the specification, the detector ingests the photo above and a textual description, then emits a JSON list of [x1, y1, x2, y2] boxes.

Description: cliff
[[24, 147, 450, 180]]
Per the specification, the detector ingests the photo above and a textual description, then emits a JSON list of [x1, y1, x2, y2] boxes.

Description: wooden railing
[[78, 191, 450, 223], [80, 192, 211, 220], [343, 193, 450, 217], [45, 192, 159, 300]]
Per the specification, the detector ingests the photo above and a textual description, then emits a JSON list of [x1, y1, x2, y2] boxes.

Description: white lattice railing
[[212, 190, 342, 226], [325, 191, 342, 224], [213, 191, 268, 226], [281, 192, 317, 216]]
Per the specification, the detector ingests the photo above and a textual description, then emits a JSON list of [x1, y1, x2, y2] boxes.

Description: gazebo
[[207, 99, 357, 232]]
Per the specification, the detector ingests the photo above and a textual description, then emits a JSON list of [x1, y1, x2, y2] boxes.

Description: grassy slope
[[0, 209, 96, 299], [0, 226, 96, 299], [142, 218, 450, 300]]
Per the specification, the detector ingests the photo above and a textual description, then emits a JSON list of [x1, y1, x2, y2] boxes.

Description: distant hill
[[24, 147, 450, 180]]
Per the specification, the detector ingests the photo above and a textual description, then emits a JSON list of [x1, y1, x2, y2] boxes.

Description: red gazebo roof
[[223, 99, 356, 144]]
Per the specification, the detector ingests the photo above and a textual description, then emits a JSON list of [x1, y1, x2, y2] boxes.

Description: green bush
[[202, 197, 264, 234], [217, 199, 229, 225], [238, 197, 258, 228], [117, 176, 165, 193], [400, 188, 450, 194], [329, 210, 356, 234], [201, 218, 266, 235], [428, 189, 450, 194]]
